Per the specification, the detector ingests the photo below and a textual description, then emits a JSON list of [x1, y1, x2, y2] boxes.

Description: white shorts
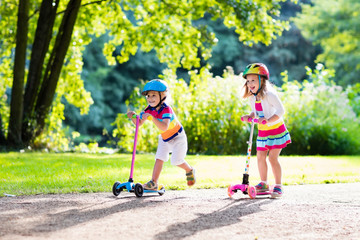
[[155, 130, 188, 166]]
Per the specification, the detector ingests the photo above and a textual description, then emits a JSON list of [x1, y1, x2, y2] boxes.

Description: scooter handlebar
[[241, 117, 266, 124], [132, 114, 153, 120]]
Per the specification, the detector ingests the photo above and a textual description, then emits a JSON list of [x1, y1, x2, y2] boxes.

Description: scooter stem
[[129, 115, 140, 181], [244, 120, 255, 175]]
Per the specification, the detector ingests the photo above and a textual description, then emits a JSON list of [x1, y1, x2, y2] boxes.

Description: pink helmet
[[243, 63, 269, 80]]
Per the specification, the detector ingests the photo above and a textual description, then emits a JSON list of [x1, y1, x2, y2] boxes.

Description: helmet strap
[[154, 92, 166, 109], [252, 75, 262, 97]]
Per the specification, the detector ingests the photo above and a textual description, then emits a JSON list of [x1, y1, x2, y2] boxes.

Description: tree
[[203, 0, 320, 85], [293, 0, 360, 87], [0, 0, 289, 149]]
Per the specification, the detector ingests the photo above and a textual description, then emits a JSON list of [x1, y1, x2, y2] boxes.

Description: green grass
[[0, 153, 359, 196]]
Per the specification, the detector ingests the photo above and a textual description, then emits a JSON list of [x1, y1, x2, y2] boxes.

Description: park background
[[0, 0, 359, 195]]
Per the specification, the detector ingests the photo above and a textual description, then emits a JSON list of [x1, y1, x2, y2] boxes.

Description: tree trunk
[[8, 0, 29, 147], [22, 0, 59, 144], [34, 0, 82, 138], [0, 114, 6, 145]]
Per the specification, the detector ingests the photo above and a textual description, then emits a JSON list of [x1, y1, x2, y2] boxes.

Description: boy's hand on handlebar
[[127, 111, 136, 119], [141, 113, 153, 120]]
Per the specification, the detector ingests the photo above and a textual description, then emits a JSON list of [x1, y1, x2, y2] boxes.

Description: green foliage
[[114, 65, 360, 155], [293, 0, 360, 87], [282, 64, 360, 155], [0, 0, 288, 150], [68, 1, 318, 148], [346, 83, 360, 116], [207, 0, 319, 84], [113, 67, 250, 154], [64, 34, 166, 145]]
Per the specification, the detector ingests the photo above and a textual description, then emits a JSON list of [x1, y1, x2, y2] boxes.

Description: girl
[[241, 63, 291, 198], [127, 79, 196, 190]]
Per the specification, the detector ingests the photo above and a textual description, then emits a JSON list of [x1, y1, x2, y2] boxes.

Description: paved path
[[1, 183, 360, 240]]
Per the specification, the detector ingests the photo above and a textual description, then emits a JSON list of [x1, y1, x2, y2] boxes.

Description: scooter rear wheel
[[158, 185, 165, 196], [134, 183, 144, 197]]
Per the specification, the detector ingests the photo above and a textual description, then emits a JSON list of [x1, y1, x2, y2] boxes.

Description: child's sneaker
[[143, 180, 158, 190], [255, 182, 269, 193], [271, 185, 283, 198], [186, 168, 196, 186]]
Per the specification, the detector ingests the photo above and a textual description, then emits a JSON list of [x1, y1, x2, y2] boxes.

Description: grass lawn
[[0, 153, 359, 196]]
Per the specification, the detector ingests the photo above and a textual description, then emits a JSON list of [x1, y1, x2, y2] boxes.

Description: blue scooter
[[112, 115, 165, 197]]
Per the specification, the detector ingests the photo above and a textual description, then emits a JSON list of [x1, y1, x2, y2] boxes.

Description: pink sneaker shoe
[[271, 186, 283, 198], [255, 182, 269, 193]]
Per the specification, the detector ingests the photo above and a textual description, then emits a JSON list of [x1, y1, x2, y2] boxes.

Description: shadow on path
[[0, 194, 164, 237], [154, 198, 272, 240]]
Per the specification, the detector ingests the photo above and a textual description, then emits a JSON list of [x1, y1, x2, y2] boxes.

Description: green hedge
[[113, 65, 360, 155]]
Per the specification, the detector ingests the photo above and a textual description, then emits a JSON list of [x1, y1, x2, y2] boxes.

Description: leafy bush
[[113, 65, 360, 155], [112, 67, 251, 155], [282, 64, 360, 155]]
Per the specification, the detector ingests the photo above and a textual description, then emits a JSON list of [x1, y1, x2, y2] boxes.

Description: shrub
[[113, 65, 360, 155], [282, 64, 360, 155]]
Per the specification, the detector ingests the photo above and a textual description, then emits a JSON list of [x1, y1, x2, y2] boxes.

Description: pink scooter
[[227, 116, 272, 199], [112, 115, 165, 197]]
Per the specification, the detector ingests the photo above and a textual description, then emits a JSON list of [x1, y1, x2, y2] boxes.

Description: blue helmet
[[142, 79, 168, 95]]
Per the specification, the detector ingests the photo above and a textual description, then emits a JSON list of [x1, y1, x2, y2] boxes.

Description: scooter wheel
[[112, 181, 123, 196], [248, 185, 257, 199], [158, 185, 165, 196], [134, 183, 144, 197], [227, 185, 235, 198]]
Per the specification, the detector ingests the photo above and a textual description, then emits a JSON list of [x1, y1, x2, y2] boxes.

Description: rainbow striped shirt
[[144, 103, 182, 142]]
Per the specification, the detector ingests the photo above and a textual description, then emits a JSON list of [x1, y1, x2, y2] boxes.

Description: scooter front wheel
[[227, 184, 235, 198], [248, 185, 257, 199], [134, 183, 144, 197], [112, 181, 123, 196]]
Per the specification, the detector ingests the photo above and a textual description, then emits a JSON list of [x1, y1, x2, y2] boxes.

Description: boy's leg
[[152, 159, 164, 183], [143, 159, 164, 190], [177, 162, 192, 172], [144, 135, 169, 190], [177, 163, 196, 186], [268, 148, 282, 185]]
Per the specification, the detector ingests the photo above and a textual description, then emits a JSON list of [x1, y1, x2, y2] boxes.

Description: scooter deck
[[143, 188, 165, 194], [256, 191, 272, 195], [121, 182, 165, 195]]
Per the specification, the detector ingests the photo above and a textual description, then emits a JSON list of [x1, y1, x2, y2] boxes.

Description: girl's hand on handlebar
[[127, 111, 136, 119], [258, 117, 268, 125], [241, 115, 251, 122]]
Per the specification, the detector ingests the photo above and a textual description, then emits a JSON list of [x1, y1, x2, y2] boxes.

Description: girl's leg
[[152, 159, 164, 183], [257, 150, 268, 182], [268, 148, 282, 185]]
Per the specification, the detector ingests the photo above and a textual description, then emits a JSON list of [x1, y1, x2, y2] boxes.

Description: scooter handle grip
[[133, 114, 152, 120], [243, 117, 266, 124]]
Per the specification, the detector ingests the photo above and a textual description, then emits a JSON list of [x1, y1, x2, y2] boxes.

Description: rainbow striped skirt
[[256, 101, 291, 151]]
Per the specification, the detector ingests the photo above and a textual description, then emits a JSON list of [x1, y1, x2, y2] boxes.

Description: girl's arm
[[260, 91, 285, 124], [261, 114, 280, 124], [241, 112, 255, 122]]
